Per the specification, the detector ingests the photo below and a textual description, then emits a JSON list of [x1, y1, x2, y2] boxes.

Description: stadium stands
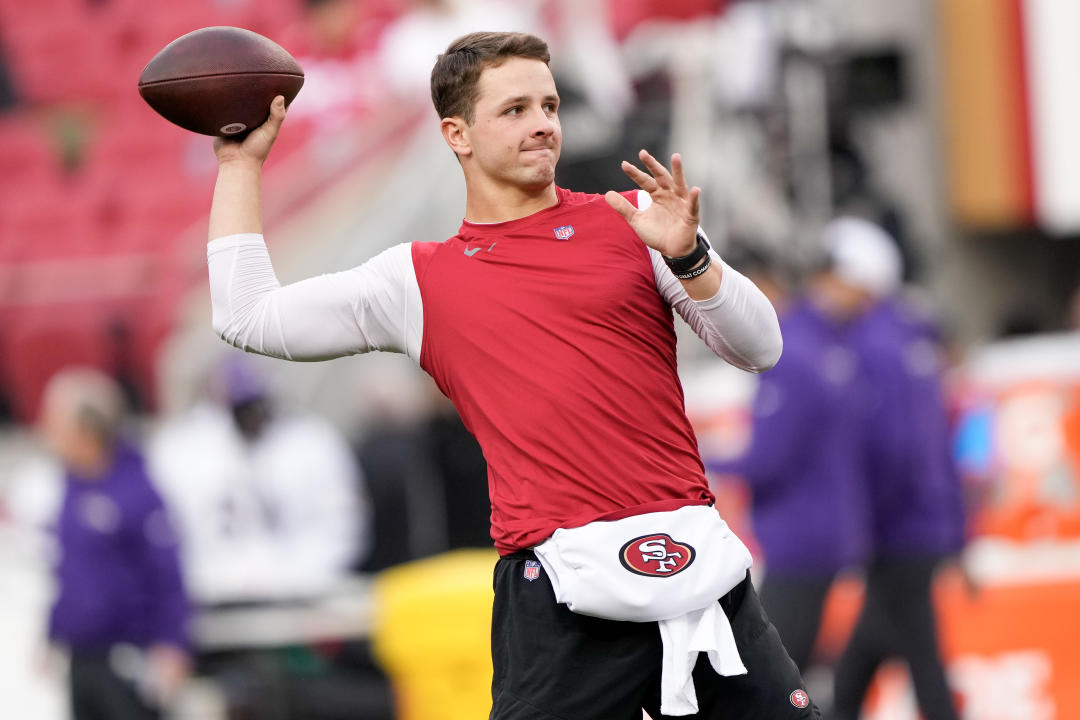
[[0, 0, 309, 421]]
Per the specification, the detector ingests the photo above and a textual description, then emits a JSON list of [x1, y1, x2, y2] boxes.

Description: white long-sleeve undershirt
[[207, 233, 782, 373]]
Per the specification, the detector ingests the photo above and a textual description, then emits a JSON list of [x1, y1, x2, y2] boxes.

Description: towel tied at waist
[[533, 504, 754, 716]]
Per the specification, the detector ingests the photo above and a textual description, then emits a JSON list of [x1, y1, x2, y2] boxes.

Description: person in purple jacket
[[708, 218, 902, 674], [832, 284, 965, 720], [38, 368, 191, 720]]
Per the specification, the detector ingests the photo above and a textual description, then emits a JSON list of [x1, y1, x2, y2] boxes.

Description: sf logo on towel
[[619, 534, 696, 577]]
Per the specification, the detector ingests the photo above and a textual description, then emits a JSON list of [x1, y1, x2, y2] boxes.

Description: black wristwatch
[[663, 230, 711, 277]]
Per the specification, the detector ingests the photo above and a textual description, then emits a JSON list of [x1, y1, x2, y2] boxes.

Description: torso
[[413, 188, 713, 553]]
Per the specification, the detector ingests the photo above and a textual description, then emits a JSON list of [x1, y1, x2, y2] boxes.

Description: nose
[[531, 108, 555, 137]]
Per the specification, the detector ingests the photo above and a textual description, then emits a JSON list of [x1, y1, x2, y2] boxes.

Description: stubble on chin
[[521, 167, 555, 190]]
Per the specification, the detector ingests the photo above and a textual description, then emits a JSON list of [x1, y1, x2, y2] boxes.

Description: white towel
[[533, 505, 752, 716], [659, 603, 747, 715]]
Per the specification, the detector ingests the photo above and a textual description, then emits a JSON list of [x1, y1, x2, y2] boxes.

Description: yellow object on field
[[372, 549, 499, 720]]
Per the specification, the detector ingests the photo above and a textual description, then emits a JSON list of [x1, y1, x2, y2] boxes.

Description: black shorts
[[490, 552, 821, 720]]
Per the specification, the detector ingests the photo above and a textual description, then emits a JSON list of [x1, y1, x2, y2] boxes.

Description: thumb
[[605, 190, 637, 224], [266, 95, 287, 130]]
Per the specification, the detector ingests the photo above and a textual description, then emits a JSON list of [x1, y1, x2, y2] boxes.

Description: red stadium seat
[[1, 304, 112, 422], [3, 17, 104, 103], [0, 116, 62, 184], [0, 176, 85, 262]]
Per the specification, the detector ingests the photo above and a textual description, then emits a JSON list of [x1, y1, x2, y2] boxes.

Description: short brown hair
[[430, 31, 550, 124]]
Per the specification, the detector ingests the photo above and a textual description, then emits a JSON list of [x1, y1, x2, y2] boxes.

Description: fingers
[[638, 149, 673, 189], [619, 150, 698, 222], [624, 150, 688, 195], [620, 160, 658, 193], [604, 190, 637, 223], [671, 153, 687, 192]]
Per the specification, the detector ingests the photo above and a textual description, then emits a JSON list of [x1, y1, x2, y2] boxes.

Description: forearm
[[209, 159, 264, 240], [695, 258, 782, 371], [655, 250, 782, 372]]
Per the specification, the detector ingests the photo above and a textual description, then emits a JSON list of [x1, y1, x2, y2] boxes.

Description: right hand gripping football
[[214, 95, 287, 167]]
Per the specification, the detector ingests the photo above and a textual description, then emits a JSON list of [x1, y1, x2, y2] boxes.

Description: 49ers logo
[[619, 533, 696, 577]]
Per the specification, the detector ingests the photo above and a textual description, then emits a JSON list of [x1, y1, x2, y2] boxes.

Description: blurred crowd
[[0, 1, 1079, 719]]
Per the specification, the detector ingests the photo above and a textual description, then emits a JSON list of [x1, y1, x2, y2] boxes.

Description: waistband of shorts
[[498, 551, 751, 621]]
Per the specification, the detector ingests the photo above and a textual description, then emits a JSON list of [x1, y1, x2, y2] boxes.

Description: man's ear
[[440, 116, 471, 158]]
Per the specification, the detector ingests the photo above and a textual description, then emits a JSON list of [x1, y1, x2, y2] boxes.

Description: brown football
[[138, 26, 304, 137]]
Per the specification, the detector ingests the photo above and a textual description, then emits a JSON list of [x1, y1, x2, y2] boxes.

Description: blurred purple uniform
[[49, 443, 190, 653], [833, 297, 964, 720], [709, 298, 869, 575], [851, 297, 966, 558]]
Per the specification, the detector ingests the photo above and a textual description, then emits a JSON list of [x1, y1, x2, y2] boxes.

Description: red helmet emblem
[[618, 533, 696, 577], [790, 689, 809, 709]]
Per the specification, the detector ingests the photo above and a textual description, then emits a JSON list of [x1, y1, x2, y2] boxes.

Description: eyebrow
[[499, 94, 560, 106]]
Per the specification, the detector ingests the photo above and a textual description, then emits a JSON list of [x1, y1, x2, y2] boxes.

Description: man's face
[[37, 392, 91, 471], [461, 57, 562, 191]]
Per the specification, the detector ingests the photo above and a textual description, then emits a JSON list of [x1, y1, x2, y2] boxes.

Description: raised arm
[[209, 96, 286, 238], [206, 97, 421, 361]]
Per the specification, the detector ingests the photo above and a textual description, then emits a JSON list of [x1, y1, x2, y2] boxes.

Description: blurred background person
[[376, 0, 539, 104], [38, 367, 191, 720], [706, 217, 901, 675], [281, 0, 395, 135], [148, 352, 367, 604], [832, 218, 966, 720], [147, 353, 389, 719]]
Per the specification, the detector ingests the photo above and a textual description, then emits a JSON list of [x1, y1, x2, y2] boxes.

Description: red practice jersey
[[413, 188, 713, 553]]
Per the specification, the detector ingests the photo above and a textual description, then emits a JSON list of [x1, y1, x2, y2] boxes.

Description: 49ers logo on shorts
[[789, 689, 809, 709], [618, 533, 696, 577]]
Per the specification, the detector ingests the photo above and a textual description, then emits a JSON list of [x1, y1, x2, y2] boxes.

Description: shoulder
[[410, 239, 457, 283]]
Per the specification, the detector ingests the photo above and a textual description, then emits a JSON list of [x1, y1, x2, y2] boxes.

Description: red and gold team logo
[[789, 689, 809, 709], [618, 533, 696, 577]]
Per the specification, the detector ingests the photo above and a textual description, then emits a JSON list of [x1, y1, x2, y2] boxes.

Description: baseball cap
[[822, 216, 902, 297], [215, 354, 269, 407]]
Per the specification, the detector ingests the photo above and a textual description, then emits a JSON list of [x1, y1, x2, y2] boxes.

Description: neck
[[807, 280, 857, 323], [463, 177, 558, 224], [69, 443, 114, 481]]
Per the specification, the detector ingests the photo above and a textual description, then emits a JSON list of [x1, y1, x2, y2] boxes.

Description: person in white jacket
[[148, 355, 367, 605]]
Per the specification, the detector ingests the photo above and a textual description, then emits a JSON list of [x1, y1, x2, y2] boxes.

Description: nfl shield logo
[[553, 225, 575, 240], [524, 560, 541, 581]]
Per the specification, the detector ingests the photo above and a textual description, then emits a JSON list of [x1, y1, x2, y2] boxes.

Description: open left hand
[[605, 150, 701, 258]]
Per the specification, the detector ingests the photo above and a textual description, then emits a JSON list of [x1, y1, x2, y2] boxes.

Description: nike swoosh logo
[[464, 247, 481, 257]]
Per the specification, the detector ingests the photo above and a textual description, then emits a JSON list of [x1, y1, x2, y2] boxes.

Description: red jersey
[[413, 188, 712, 553]]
